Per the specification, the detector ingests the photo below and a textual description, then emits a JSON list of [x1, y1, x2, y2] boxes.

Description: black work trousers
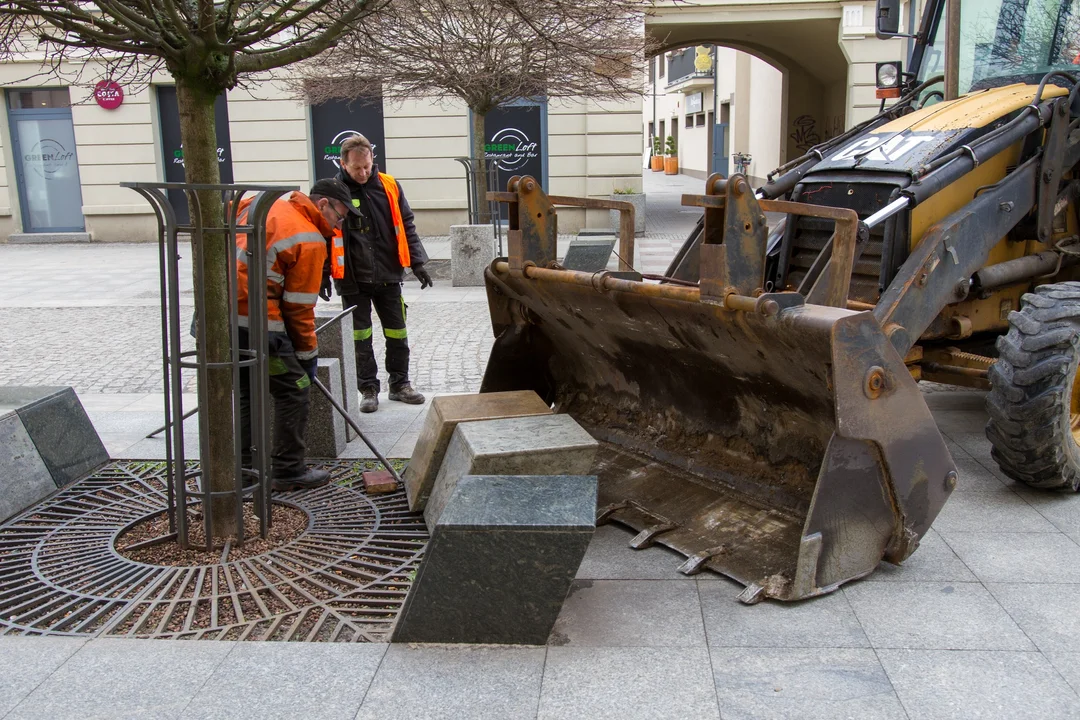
[[238, 328, 315, 477], [343, 283, 410, 393]]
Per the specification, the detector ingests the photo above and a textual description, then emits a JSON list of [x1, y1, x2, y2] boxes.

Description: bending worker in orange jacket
[[237, 179, 361, 491]]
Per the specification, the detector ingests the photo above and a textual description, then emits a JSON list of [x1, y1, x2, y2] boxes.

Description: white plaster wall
[[746, 57, 783, 184], [227, 78, 310, 192]]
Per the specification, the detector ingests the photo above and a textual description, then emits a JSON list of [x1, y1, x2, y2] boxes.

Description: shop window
[[7, 88, 71, 110], [685, 115, 693, 129], [696, 113, 706, 127]]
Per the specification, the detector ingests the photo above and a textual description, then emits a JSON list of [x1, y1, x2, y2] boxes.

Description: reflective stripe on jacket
[[236, 192, 331, 360], [330, 228, 346, 280], [381, 172, 411, 268]]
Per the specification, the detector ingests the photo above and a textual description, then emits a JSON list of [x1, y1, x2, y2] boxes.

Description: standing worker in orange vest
[[325, 133, 432, 413], [237, 178, 361, 490]]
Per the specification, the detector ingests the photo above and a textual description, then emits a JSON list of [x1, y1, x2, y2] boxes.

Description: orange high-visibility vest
[[330, 172, 409, 279]]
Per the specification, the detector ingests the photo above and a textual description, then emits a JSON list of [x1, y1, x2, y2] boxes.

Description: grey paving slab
[[0, 637, 86, 717], [844, 581, 1034, 650], [6, 638, 232, 720], [180, 642, 385, 720], [75, 393, 145, 411], [950, 455, 1010, 492], [1014, 488, 1080, 540], [932, 489, 1058, 533], [944, 431, 996, 464], [84, 410, 170, 435], [112, 435, 202, 460], [878, 649, 1080, 720], [355, 645, 545, 720], [874, 528, 978, 583], [710, 647, 907, 720], [339, 432, 405, 459], [346, 396, 429, 434], [699, 581, 869, 648], [940, 531, 1080, 583], [538, 646, 720, 720], [1046, 652, 1080, 695], [119, 393, 199, 413], [925, 391, 988, 411], [932, 410, 988, 435], [988, 583, 1080, 653], [388, 432, 419, 458], [575, 524, 725, 582], [548, 579, 705, 647]]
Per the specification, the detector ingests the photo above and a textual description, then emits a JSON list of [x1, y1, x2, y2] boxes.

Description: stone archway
[[648, 5, 849, 167]]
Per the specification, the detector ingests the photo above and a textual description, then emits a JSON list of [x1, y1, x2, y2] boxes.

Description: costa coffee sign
[[93, 80, 124, 110]]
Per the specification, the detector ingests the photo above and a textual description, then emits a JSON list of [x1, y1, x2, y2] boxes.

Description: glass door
[[6, 88, 84, 232]]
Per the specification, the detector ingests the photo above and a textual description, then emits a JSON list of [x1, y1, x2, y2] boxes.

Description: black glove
[[413, 263, 433, 289], [300, 357, 318, 382], [319, 276, 333, 301]]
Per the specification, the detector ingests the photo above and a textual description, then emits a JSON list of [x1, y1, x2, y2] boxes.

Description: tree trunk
[[471, 109, 492, 225], [175, 77, 236, 539]]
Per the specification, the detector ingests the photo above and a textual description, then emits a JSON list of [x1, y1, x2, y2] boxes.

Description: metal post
[[944, 0, 961, 100], [121, 181, 295, 552]]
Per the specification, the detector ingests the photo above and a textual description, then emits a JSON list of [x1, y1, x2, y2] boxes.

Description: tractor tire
[[986, 282, 1080, 492]]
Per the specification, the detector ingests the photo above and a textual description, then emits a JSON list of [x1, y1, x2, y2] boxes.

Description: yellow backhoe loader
[[480, 0, 1080, 602]]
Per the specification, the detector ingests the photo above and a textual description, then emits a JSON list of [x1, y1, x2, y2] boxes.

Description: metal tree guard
[[454, 157, 505, 255], [122, 181, 295, 551]]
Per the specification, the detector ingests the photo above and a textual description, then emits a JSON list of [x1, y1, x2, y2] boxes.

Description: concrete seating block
[[423, 414, 598, 532], [392, 474, 597, 644], [450, 224, 495, 287], [0, 386, 108, 489], [608, 192, 646, 236], [563, 236, 616, 272], [272, 359, 346, 458], [306, 358, 346, 458], [315, 307, 359, 440], [404, 390, 553, 511], [0, 412, 58, 522]]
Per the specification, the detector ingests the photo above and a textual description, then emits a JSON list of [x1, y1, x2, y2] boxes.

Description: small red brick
[[362, 470, 398, 493]]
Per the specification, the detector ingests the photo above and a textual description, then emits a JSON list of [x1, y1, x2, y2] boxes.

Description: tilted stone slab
[[562, 236, 616, 272], [315, 307, 359, 440], [392, 474, 597, 645], [0, 412, 57, 522], [423, 413, 598, 532], [404, 390, 552, 511], [0, 386, 108, 489]]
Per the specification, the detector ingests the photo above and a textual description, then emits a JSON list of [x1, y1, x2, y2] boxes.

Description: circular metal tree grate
[[0, 460, 427, 641]]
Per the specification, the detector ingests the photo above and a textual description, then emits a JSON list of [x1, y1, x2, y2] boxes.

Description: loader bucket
[[482, 175, 956, 602]]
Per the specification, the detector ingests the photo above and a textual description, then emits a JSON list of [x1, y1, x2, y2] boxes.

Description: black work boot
[[271, 467, 331, 492], [360, 388, 379, 413], [389, 383, 425, 405]]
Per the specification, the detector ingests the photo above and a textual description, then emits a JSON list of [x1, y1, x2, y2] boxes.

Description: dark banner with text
[[483, 104, 543, 219], [157, 87, 233, 225], [310, 98, 386, 180]]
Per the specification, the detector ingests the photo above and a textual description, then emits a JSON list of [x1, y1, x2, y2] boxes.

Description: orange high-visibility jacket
[[329, 172, 408, 280], [237, 192, 331, 360]]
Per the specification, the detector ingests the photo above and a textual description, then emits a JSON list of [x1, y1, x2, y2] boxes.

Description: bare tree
[[0, 0, 384, 538], [299, 0, 652, 222]]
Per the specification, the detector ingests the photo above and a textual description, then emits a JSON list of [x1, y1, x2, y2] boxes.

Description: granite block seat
[[392, 474, 597, 645], [0, 386, 108, 521], [403, 390, 552, 511]]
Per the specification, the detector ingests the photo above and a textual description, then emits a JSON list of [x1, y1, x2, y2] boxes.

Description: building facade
[[0, 63, 643, 242], [644, 0, 913, 186]]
